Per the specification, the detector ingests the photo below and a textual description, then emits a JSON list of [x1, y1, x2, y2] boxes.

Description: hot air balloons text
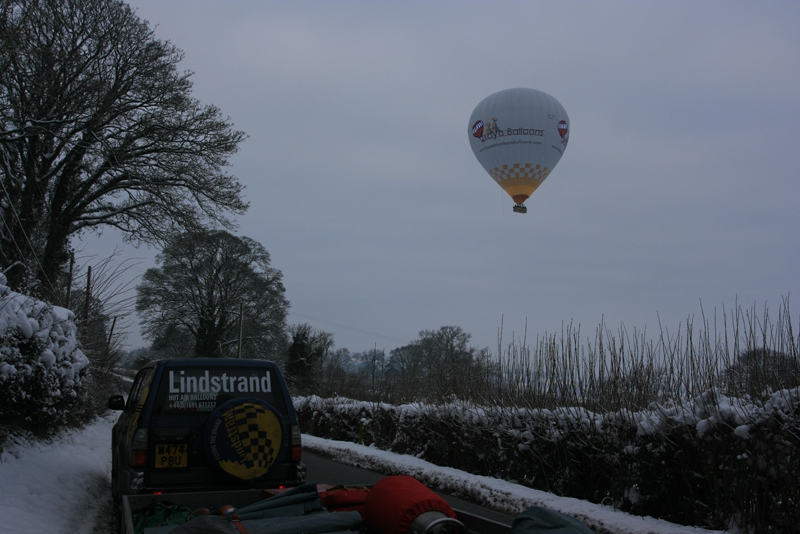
[[468, 88, 569, 213]]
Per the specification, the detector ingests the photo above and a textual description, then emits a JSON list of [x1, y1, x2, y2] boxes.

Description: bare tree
[[0, 0, 247, 299], [387, 326, 479, 401], [388, 342, 425, 399], [357, 347, 388, 402], [135, 230, 288, 360], [317, 347, 358, 397], [285, 323, 334, 393]]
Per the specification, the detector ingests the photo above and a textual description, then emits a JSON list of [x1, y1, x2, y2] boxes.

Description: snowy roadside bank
[[0, 415, 728, 534], [0, 415, 116, 534]]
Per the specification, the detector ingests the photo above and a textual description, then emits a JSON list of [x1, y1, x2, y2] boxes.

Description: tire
[[113, 499, 123, 534], [202, 397, 288, 483]]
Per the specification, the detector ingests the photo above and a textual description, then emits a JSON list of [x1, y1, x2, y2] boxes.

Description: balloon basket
[[512, 204, 527, 214]]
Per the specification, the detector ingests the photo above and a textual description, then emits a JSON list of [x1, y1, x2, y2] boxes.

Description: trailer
[[121, 480, 514, 534], [121, 476, 597, 534], [122, 495, 511, 534]]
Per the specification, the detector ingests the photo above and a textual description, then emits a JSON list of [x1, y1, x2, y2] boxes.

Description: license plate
[[154, 443, 188, 468]]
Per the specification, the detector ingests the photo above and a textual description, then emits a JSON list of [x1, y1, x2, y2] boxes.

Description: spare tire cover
[[203, 397, 287, 482]]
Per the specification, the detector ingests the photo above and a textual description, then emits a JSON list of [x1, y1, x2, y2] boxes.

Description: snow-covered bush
[[295, 388, 800, 532], [0, 274, 90, 431]]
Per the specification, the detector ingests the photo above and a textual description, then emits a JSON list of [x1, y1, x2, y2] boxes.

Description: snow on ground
[[0, 415, 729, 534], [0, 415, 116, 534]]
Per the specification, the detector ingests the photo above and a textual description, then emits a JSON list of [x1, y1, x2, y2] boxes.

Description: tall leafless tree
[[135, 231, 288, 360], [0, 0, 247, 299]]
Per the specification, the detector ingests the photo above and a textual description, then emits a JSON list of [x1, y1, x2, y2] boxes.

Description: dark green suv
[[108, 358, 305, 499]]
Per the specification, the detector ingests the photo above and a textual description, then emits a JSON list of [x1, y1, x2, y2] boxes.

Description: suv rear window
[[152, 366, 287, 416]]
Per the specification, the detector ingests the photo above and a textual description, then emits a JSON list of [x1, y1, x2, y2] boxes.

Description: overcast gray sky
[[86, 1, 800, 355]]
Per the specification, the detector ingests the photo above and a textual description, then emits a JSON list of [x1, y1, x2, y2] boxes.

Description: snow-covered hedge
[[0, 274, 90, 430], [295, 389, 800, 532]]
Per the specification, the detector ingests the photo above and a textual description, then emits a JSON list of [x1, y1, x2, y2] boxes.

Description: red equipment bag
[[365, 476, 456, 534], [319, 485, 371, 519]]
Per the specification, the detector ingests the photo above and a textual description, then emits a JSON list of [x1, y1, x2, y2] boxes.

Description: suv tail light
[[290, 425, 302, 462], [131, 428, 149, 467]]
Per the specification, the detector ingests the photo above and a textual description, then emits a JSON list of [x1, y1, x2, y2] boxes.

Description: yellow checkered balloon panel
[[489, 163, 552, 204]]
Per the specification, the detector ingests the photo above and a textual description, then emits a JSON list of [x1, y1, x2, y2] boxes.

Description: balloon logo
[[558, 120, 568, 139], [471, 120, 485, 139], [468, 88, 569, 214]]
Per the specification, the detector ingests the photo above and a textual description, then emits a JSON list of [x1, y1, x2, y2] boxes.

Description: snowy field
[[0, 415, 728, 534]]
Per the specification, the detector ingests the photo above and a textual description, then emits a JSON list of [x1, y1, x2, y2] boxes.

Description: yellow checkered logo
[[214, 402, 284, 480]]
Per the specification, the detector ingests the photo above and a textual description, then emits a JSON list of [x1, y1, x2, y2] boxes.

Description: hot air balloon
[[468, 88, 569, 213]]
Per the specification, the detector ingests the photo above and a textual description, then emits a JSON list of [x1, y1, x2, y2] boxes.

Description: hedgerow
[[295, 387, 799, 532]]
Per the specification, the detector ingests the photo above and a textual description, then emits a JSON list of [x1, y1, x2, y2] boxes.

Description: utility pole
[[237, 302, 244, 358], [65, 253, 74, 309], [105, 316, 117, 356], [372, 343, 377, 402], [84, 265, 91, 320]]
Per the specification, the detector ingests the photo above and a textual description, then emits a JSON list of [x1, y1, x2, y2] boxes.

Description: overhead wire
[[289, 311, 408, 345], [58, 238, 411, 348], [0, 178, 60, 296], [70, 252, 410, 347]]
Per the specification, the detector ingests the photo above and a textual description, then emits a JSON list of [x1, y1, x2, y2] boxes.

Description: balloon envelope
[[468, 88, 569, 212]]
